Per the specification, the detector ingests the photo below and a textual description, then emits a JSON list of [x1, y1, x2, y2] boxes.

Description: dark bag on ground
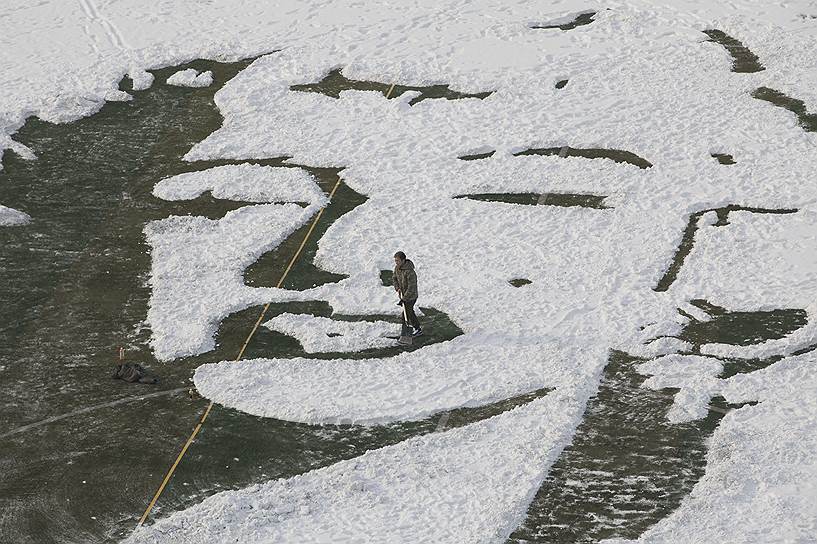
[[113, 363, 158, 384]]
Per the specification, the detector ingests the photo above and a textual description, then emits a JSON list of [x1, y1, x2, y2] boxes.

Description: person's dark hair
[[394, 251, 406, 260]]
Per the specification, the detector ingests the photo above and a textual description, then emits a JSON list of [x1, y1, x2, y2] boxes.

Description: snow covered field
[[2, 0, 817, 542]]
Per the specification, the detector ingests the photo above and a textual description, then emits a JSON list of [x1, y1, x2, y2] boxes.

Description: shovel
[[397, 291, 413, 346]]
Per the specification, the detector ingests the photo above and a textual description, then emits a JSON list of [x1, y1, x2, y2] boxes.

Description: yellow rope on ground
[[136, 400, 214, 527], [136, 175, 345, 528], [137, 82, 395, 530]]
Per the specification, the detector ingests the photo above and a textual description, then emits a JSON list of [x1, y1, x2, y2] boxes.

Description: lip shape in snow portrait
[[2, 1, 817, 544]]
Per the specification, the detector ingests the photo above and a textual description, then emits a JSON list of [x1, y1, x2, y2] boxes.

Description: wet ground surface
[[457, 145, 652, 168], [654, 205, 798, 292], [290, 67, 493, 106], [703, 29, 765, 73], [508, 351, 740, 543], [513, 146, 653, 169], [455, 192, 611, 209], [711, 152, 736, 165], [531, 11, 597, 31], [677, 300, 807, 350], [0, 54, 810, 544], [510, 304, 810, 543], [459, 149, 497, 161], [752, 86, 817, 132]]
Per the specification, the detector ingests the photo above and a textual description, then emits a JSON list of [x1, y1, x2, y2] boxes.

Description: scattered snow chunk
[[636, 320, 684, 342], [637, 353, 723, 380], [166, 68, 214, 88], [0, 204, 31, 227], [129, 69, 155, 91], [677, 302, 713, 322], [103, 89, 132, 102], [8, 140, 36, 161], [638, 354, 723, 423]]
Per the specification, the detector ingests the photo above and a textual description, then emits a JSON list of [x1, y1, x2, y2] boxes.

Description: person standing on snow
[[393, 251, 422, 337]]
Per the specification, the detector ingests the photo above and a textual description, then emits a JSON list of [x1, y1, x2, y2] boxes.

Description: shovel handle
[[399, 291, 408, 321]]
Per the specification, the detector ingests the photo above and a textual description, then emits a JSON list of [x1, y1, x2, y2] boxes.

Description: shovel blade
[[398, 320, 413, 345]]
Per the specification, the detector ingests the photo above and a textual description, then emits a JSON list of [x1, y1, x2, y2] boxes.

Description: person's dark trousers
[[402, 298, 421, 329]]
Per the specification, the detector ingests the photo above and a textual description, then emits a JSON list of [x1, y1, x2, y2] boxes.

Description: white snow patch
[[671, 210, 817, 311], [145, 203, 318, 360], [127, 388, 591, 544], [636, 319, 686, 342], [263, 313, 396, 353], [103, 88, 131, 102], [154, 164, 326, 205], [194, 339, 602, 425], [146, 165, 330, 360], [626, 337, 693, 359]]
